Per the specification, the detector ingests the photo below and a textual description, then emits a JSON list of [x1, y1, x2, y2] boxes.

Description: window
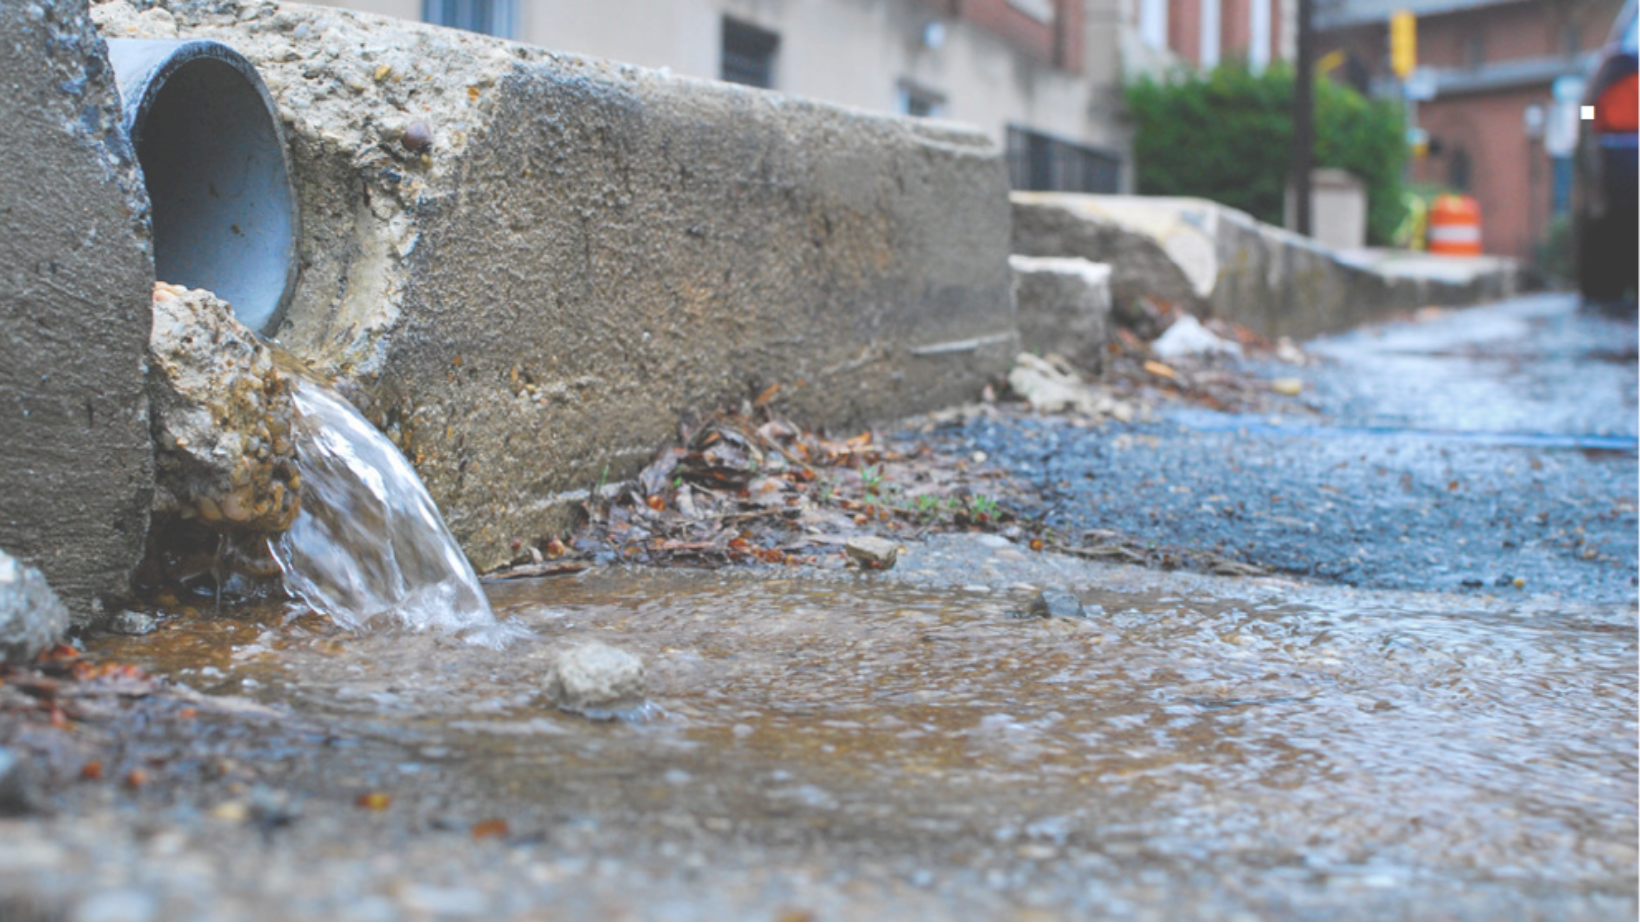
[[897, 82, 946, 119], [721, 17, 779, 89], [1006, 126, 1121, 194], [423, 0, 514, 38], [1138, 0, 1168, 51], [1447, 148, 1472, 192]]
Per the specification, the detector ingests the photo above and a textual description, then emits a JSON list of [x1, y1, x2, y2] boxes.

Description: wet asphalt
[[935, 293, 1639, 604]]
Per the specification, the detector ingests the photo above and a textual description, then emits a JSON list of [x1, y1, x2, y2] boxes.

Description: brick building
[[1317, 0, 1626, 261]]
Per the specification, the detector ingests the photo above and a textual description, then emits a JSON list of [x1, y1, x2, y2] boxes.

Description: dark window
[[423, 0, 513, 37], [721, 17, 779, 89], [1447, 148, 1472, 191], [1006, 126, 1121, 194]]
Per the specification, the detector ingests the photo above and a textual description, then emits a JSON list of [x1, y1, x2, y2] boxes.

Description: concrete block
[[1013, 192, 1517, 341], [0, 0, 155, 624], [96, 1, 1016, 572], [1009, 255, 1111, 376]]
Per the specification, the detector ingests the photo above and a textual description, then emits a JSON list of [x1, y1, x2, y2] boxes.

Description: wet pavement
[[1, 293, 1635, 920], [941, 294, 1639, 602], [0, 535, 1626, 920]]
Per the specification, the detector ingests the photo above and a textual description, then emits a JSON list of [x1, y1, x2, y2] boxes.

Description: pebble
[[845, 536, 900, 570], [400, 119, 433, 153], [544, 642, 646, 718], [1027, 588, 1087, 619]]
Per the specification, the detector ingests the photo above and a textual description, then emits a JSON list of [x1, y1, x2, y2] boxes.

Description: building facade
[[1317, 0, 1625, 261]]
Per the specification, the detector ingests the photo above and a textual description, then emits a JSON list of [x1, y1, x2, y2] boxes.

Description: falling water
[[269, 375, 524, 648]]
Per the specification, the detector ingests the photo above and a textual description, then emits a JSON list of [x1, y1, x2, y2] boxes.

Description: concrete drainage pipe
[[106, 39, 297, 335]]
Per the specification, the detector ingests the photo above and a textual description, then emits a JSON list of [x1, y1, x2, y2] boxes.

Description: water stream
[[268, 374, 523, 647]]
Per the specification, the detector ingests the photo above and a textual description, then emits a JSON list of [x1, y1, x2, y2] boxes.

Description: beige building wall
[[305, 0, 1132, 184]]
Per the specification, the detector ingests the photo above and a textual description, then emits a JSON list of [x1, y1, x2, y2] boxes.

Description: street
[[0, 292, 1633, 920], [947, 293, 1638, 603]]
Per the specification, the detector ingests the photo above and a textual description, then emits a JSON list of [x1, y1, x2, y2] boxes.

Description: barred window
[[1006, 126, 1121, 194]]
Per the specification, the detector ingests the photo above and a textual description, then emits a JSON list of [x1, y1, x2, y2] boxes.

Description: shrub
[[1125, 63, 1409, 245]]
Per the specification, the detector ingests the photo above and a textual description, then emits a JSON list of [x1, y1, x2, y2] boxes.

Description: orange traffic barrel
[[1427, 194, 1483, 256]]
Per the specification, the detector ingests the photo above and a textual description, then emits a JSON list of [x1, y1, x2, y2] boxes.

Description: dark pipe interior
[[112, 41, 296, 334]]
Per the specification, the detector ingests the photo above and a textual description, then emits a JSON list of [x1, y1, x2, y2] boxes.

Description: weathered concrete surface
[[95, 0, 1017, 572], [0, 549, 70, 662], [1012, 192, 1518, 341], [147, 283, 299, 535], [1, 0, 155, 624], [1009, 255, 1111, 376]]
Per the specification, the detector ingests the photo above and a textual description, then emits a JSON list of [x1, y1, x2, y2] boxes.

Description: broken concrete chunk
[[1009, 255, 1112, 376], [1028, 588, 1088, 620], [544, 642, 647, 719], [148, 283, 300, 534], [845, 537, 901, 570], [0, 550, 70, 663]]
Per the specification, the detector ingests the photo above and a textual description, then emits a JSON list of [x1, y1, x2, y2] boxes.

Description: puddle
[[87, 555, 1638, 918]]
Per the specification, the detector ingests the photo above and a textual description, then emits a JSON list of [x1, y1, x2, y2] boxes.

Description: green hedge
[[1125, 63, 1408, 246]]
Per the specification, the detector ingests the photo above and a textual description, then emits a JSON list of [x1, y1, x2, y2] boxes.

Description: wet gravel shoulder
[[925, 295, 1639, 604]]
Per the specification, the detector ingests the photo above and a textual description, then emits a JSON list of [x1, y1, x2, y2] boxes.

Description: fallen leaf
[[471, 818, 509, 839], [356, 792, 392, 811], [1143, 360, 1177, 380], [80, 761, 103, 780]]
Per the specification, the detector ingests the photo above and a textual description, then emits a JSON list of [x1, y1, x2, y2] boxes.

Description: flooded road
[[43, 537, 1633, 919]]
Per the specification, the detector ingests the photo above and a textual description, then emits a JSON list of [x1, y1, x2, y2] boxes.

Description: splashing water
[[269, 375, 525, 647]]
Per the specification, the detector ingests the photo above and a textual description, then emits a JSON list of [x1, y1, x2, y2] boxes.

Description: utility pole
[[1292, 0, 1315, 236]]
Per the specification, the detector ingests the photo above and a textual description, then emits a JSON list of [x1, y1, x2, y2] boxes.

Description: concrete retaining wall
[[93, 0, 1016, 572], [1, 0, 154, 625], [1012, 192, 1518, 341]]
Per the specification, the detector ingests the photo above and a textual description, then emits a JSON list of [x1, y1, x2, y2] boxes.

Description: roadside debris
[[845, 537, 901, 570], [1151, 314, 1243, 359], [544, 642, 647, 719]]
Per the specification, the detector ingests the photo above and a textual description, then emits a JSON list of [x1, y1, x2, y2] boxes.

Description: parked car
[[1576, 0, 1638, 305]]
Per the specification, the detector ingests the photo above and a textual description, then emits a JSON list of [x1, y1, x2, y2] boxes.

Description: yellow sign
[[1391, 10, 1417, 78]]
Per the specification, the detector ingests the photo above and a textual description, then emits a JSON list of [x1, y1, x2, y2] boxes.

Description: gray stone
[[0, 549, 71, 662], [845, 536, 901, 570], [545, 642, 647, 718], [1009, 255, 1112, 376], [0, 0, 155, 624], [93, 1, 1017, 572], [1028, 588, 1087, 619], [147, 284, 299, 534], [1012, 192, 1517, 341]]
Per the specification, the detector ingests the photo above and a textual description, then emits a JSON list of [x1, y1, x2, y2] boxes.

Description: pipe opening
[[109, 40, 297, 335]]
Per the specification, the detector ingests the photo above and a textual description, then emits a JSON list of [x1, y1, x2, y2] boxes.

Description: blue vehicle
[[1577, 0, 1638, 305]]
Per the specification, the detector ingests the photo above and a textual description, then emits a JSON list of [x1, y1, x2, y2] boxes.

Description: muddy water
[[85, 543, 1637, 919]]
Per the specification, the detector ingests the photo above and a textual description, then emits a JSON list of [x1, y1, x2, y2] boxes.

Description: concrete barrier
[[1012, 192, 1518, 341], [0, 0, 155, 625], [1009, 256, 1111, 376], [93, 0, 1016, 572]]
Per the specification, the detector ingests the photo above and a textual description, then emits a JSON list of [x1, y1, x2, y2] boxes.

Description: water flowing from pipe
[[269, 374, 525, 648]]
